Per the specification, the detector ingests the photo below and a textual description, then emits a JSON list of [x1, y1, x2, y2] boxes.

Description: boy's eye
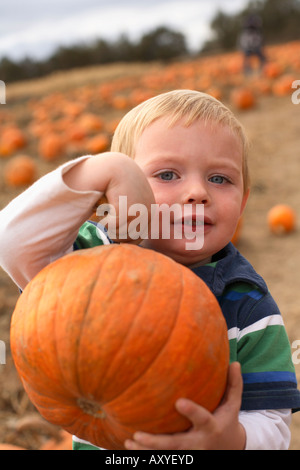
[[156, 171, 177, 181], [209, 175, 227, 184]]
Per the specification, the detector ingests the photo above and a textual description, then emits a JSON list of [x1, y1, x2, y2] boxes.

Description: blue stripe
[[222, 290, 263, 301], [242, 371, 297, 384]]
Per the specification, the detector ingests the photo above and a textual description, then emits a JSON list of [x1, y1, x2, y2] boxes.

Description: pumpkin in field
[[4, 154, 37, 187], [267, 204, 296, 235], [38, 133, 65, 161], [0, 126, 27, 156], [272, 74, 295, 96], [10, 244, 229, 450], [230, 87, 256, 110], [76, 113, 104, 134], [263, 62, 282, 79], [85, 134, 110, 154]]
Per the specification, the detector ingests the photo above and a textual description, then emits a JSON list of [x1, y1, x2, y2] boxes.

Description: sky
[[0, 0, 250, 62]]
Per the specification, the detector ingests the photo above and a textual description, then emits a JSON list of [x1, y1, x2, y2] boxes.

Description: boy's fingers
[[218, 362, 243, 412], [175, 398, 215, 431], [125, 432, 184, 451]]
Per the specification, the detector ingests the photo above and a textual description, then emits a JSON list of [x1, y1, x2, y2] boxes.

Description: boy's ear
[[240, 188, 250, 216]]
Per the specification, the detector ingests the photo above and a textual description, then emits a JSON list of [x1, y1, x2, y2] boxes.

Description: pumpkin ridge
[[40, 265, 83, 395], [75, 278, 101, 395], [53, 268, 80, 393], [47, 261, 97, 398], [99, 260, 157, 395], [75, 248, 131, 398], [75, 264, 106, 397], [103, 265, 184, 410], [34, 276, 49, 375]]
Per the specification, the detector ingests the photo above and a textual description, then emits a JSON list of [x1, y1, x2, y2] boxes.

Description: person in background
[[238, 13, 266, 75]]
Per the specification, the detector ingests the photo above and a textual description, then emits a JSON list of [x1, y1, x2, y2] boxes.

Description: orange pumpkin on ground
[[76, 113, 104, 134], [267, 204, 296, 235], [272, 75, 295, 96], [0, 127, 27, 156], [230, 88, 256, 110], [4, 155, 37, 187], [85, 134, 110, 154], [10, 244, 229, 450], [38, 133, 65, 161], [263, 62, 283, 79]]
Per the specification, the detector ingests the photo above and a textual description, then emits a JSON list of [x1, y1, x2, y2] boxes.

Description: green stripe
[[205, 261, 218, 268], [237, 325, 295, 374], [225, 282, 261, 294], [76, 222, 104, 250], [229, 337, 238, 363], [73, 440, 100, 450]]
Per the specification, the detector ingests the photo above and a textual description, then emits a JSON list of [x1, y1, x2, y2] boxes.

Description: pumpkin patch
[[10, 244, 229, 450], [1, 39, 300, 450]]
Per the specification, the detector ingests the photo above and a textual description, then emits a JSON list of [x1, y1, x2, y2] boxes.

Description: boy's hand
[[63, 152, 156, 243], [124, 362, 246, 450]]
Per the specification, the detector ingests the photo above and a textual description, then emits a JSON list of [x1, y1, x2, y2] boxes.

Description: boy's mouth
[[173, 216, 212, 233]]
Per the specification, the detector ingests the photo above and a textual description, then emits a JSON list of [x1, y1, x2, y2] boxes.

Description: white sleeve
[[0, 155, 104, 290], [239, 409, 292, 450]]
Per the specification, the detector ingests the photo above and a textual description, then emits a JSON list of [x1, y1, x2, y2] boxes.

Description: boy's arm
[[0, 155, 101, 290], [0, 153, 154, 290]]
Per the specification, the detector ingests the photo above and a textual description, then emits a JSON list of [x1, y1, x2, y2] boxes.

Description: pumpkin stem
[[77, 398, 106, 419]]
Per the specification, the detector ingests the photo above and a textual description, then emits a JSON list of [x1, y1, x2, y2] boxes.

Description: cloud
[[0, 0, 249, 61]]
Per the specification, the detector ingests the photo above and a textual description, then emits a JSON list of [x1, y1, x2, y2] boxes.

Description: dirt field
[[0, 51, 300, 449]]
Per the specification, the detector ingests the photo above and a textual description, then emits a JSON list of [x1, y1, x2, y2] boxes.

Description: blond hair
[[111, 89, 250, 193]]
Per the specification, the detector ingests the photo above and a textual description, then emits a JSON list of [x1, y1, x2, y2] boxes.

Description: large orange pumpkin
[[10, 244, 229, 450]]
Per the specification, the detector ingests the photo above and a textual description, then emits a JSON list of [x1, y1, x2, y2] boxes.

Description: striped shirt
[[191, 244, 300, 412]]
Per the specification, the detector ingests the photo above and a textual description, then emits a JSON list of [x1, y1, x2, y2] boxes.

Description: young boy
[[0, 90, 299, 450]]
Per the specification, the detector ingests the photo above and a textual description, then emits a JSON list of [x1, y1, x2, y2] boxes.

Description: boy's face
[[134, 117, 249, 266]]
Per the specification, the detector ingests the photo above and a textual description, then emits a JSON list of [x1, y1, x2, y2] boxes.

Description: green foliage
[[135, 27, 187, 61], [0, 26, 187, 84]]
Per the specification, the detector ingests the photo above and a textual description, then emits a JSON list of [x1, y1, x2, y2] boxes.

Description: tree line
[[203, 0, 300, 52], [1, 0, 300, 84]]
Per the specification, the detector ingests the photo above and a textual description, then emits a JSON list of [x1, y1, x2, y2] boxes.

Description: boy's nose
[[182, 181, 209, 205]]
